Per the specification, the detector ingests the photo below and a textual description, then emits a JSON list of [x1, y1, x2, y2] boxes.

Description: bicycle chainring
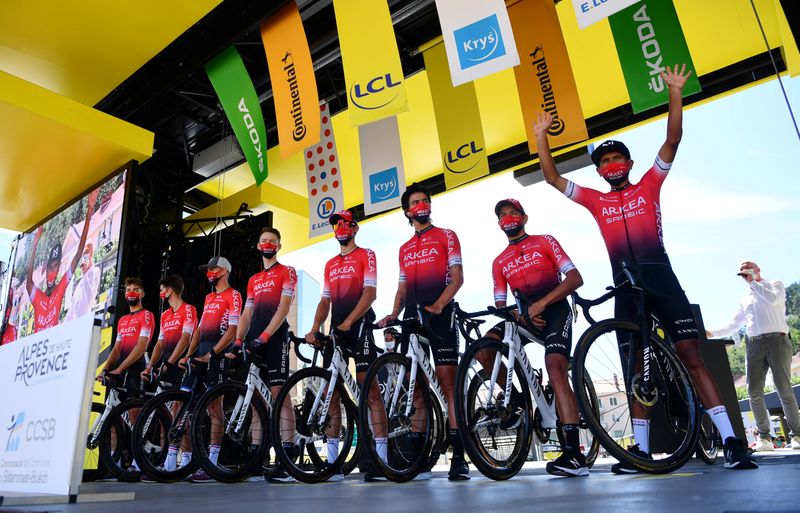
[[631, 373, 658, 407]]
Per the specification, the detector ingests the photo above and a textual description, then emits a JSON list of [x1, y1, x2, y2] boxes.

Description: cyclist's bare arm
[[534, 112, 568, 193], [380, 281, 407, 326], [658, 64, 692, 164]]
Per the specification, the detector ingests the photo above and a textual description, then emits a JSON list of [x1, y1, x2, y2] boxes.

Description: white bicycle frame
[[87, 388, 121, 447], [228, 362, 274, 436]]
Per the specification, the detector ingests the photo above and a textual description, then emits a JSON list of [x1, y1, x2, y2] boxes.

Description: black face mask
[[408, 202, 431, 225], [499, 214, 524, 238], [258, 242, 278, 260]]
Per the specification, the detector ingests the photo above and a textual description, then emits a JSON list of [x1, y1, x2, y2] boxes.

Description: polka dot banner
[[304, 101, 345, 238]]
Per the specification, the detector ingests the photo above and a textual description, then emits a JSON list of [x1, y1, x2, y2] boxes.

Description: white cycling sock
[[375, 437, 388, 463], [209, 444, 221, 465], [708, 405, 735, 442], [165, 445, 179, 471], [632, 418, 650, 454], [181, 451, 192, 467], [327, 438, 340, 464]]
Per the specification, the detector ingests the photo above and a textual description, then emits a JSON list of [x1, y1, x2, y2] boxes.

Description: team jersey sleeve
[[543, 235, 577, 275], [282, 267, 297, 297], [228, 290, 242, 326], [492, 256, 508, 304], [445, 229, 463, 268], [398, 248, 406, 282], [157, 314, 166, 341], [140, 311, 154, 341], [321, 259, 332, 298], [183, 305, 197, 335], [363, 249, 377, 289], [245, 276, 255, 309], [563, 180, 599, 212], [641, 155, 672, 191]]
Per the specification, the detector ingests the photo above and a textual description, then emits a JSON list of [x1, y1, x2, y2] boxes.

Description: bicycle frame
[[229, 362, 274, 437], [87, 388, 121, 448], [390, 332, 447, 426]]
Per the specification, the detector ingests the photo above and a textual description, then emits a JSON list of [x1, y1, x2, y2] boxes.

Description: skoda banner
[[205, 47, 269, 185], [333, 0, 407, 126], [305, 102, 345, 238], [571, 0, 642, 29], [609, 0, 701, 113], [434, 0, 519, 86], [359, 116, 407, 216], [0, 314, 98, 496]]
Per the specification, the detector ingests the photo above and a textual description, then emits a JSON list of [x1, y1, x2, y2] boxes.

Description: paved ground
[[6, 450, 800, 513]]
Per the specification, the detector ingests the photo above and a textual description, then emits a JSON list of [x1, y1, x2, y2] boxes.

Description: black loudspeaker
[[779, 0, 800, 51]]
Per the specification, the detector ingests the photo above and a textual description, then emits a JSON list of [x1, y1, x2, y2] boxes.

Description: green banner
[[609, 0, 701, 114], [205, 47, 268, 185]]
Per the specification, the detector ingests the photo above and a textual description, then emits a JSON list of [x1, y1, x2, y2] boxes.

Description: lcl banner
[[424, 42, 489, 190], [509, 0, 587, 155], [608, 0, 701, 113], [261, 2, 320, 158], [434, 0, 519, 86], [333, 0, 407, 126], [572, 0, 642, 29], [305, 102, 345, 238], [359, 116, 407, 216], [205, 47, 268, 186]]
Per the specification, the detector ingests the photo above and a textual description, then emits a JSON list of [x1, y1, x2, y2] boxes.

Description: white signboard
[[359, 116, 407, 216], [572, 0, 642, 29]]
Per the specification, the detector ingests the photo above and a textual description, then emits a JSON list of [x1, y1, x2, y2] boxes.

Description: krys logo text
[[454, 14, 507, 70]]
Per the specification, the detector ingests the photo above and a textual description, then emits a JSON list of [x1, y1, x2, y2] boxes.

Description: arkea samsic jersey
[[158, 302, 197, 358], [115, 308, 155, 364], [197, 288, 242, 353], [31, 272, 71, 333], [322, 247, 377, 325], [245, 263, 296, 338], [399, 226, 462, 306], [565, 156, 672, 271], [492, 234, 576, 303]]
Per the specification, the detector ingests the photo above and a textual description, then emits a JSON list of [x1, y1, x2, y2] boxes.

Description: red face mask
[[206, 270, 222, 283], [598, 161, 630, 185], [125, 291, 141, 305], [258, 241, 278, 259], [408, 202, 431, 222], [499, 214, 523, 237], [46, 269, 58, 286], [159, 290, 170, 300], [334, 223, 355, 244]]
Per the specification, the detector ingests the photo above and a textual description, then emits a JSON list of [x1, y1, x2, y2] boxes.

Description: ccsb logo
[[454, 14, 507, 70], [4, 412, 55, 452], [317, 197, 336, 220]]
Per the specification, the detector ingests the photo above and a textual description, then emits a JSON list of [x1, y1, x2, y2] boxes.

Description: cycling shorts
[[400, 301, 458, 367], [324, 313, 377, 374], [253, 322, 289, 388]]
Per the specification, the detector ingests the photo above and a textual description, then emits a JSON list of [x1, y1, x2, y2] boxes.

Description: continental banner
[[424, 42, 489, 189], [261, 2, 320, 158], [305, 102, 345, 238], [609, 0, 701, 114], [333, 0, 407, 126], [572, 0, 642, 29], [359, 116, 407, 216], [509, 0, 587, 155], [435, 0, 519, 86], [205, 47, 268, 185]]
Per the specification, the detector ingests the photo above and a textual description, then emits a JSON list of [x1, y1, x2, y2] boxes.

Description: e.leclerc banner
[[424, 41, 490, 189], [261, 2, 320, 158], [333, 0, 407, 126], [359, 116, 407, 216], [434, 0, 519, 87], [572, 0, 642, 29], [205, 47, 268, 185], [509, 0, 587, 155], [609, 0, 701, 114], [305, 102, 345, 238]]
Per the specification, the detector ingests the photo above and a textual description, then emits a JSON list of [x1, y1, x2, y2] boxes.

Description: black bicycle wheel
[[455, 338, 532, 480], [271, 367, 356, 483], [98, 398, 146, 482], [132, 389, 198, 482], [695, 410, 720, 465], [83, 402, 109, 482], [359, 352, 434, 482], [191, 382, 271, 483], [572, 319, 701, 474], [426, 388, 447, 471]]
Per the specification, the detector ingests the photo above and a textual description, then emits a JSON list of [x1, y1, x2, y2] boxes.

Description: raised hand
[[87, 189, 100, 212], [533, 111, 553, 138], [661, 64, 693, 91]]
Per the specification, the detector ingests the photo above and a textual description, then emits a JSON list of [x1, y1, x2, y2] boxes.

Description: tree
[[786, 282, 800, 354]]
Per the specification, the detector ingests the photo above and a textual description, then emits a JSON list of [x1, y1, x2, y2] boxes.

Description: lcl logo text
[[445, 141, 484, 174], [349, 74, 402, 110]]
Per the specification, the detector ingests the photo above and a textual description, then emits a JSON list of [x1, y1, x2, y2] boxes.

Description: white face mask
[[384, 340, 396, 351]]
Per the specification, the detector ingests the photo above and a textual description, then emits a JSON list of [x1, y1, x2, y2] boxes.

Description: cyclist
[[304, 209, 385, 482], [141, 274, 197, 473], [229, 228, 297, 484], [489, 198, 587, 477], [535, 64, 756, 471], [378, 182, 469, 481], [181, 257, 242, 483], [26, 189, 97, 333]]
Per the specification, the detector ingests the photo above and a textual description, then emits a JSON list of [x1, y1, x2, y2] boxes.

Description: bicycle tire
[[455, 338, 532, 480], [359, 352, 435, 482], [572, 319, 701, 474], [191, 382, 271, 483], [98, 398, 146, 482], [695, 410, 720, 465], [132, 389, 198, 482], [83, 402, 110, 482]]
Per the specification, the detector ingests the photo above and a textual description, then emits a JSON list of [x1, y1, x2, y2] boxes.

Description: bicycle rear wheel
[[572, 320, 701, 474], [98, 398, 146, 482], [83, 402, 109, 482], [695, 410, 720, 465], [455, 338, 532, 480]]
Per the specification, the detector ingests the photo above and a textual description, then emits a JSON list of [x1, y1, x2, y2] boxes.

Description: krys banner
[[359, 116, 407, 216], [609, 0, 701, 113], [206, 47, 269, 185]]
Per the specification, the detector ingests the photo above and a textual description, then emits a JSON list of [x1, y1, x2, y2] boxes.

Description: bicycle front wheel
[[572, 320, 701, 474], [98, 398, 146, 482], [696, 410, 720, 465]]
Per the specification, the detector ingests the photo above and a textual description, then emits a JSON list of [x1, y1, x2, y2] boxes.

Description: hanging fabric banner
[[424, 42, 489, 189], [358, 116, 407, 216], [774, 0, 800, 77], [205, 47, 268, 186], [509, 0, 588, 155], [261, 2, 320, 158], [434, 0, 519, 86], [572, 0, 642, 29], [304, 102, 345, 238], [608, 0, 701, 114], [332, 0, 407, 126]]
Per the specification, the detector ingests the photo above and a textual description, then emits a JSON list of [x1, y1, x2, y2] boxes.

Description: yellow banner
[[424, 42, 489, 189], [333, 0, 407, 126], [509, 0, 587, 155], [261, 3, 320, 158], [774, 0, 800, 77]]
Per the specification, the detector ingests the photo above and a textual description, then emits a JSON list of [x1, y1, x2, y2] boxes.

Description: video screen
[[1, 169, 129, 344]]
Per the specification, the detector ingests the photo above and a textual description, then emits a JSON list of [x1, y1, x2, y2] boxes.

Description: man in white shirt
[[707, 261, 800, 451], [66, 243, 101, 321]]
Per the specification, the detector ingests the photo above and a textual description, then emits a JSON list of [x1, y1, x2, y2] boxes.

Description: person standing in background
[[66, 243, 101, 321]]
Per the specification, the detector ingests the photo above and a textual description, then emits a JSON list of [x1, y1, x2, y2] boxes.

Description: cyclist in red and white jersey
[[489, 198, 587, 476], [378, 182, 469, 481], [99, 277, 155, 382], [536, 64, 755, 471]]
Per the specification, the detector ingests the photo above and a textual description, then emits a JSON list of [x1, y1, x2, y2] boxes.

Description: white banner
[[304, 102, 345, 238], [571, 0, 642, 29], [358, 116, 407, 216], [0, 314, 97, 496], [434, 0, 520, 86]]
